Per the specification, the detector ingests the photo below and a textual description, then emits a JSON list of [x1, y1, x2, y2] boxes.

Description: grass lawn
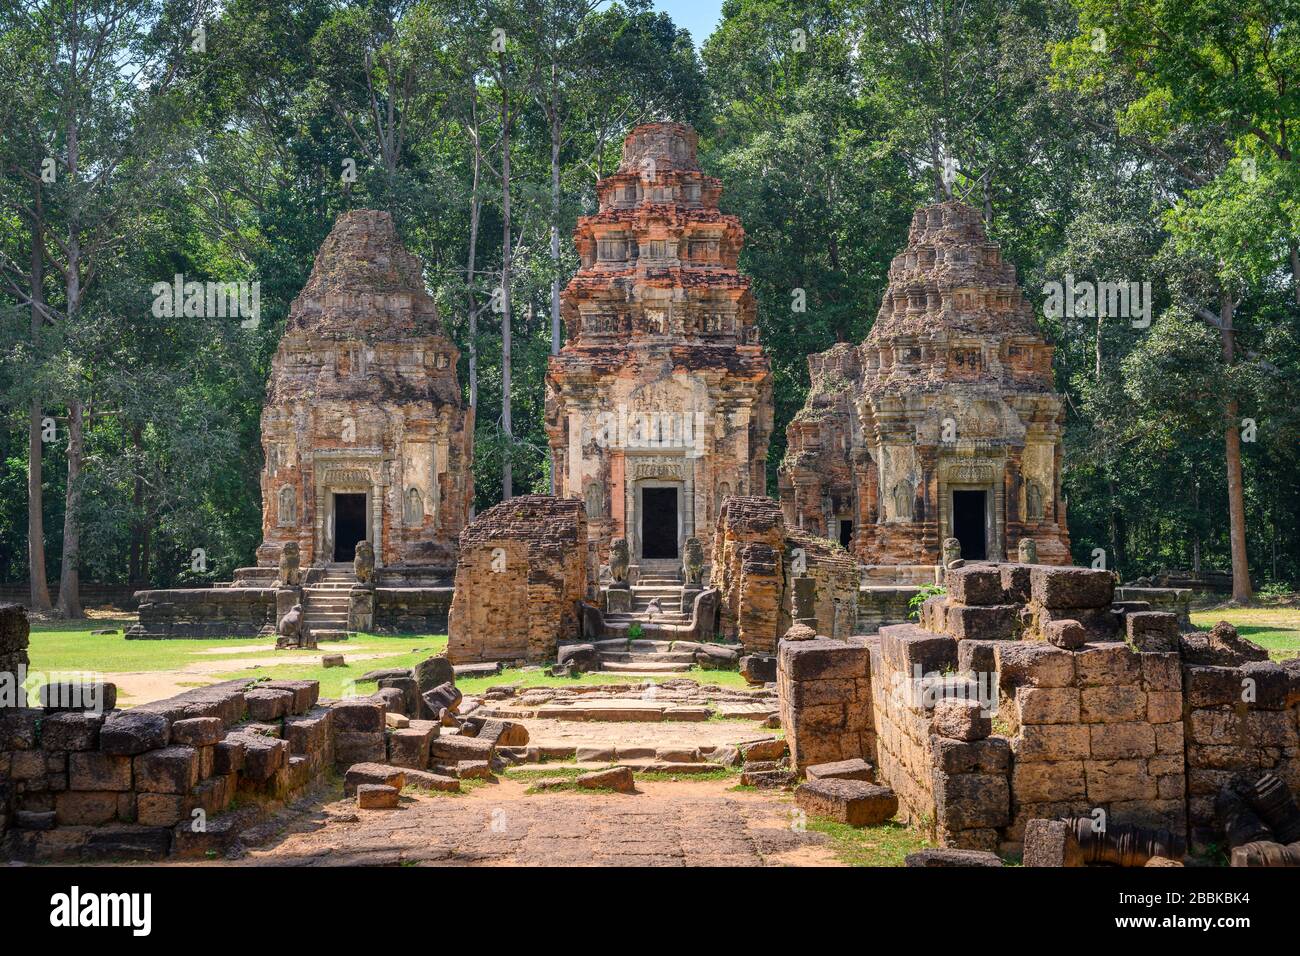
[[806, 817, 932, 867], [23, 617, 751, 703], [1189, 605, 1300, 661]]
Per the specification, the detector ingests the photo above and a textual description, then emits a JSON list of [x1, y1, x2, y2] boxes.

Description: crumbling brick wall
[[446, 496, 588, 664], [0, 676, 337, 862], [1180, 626, 1300, 846], [777, 561, 1300, 855], [711, 496, 856, 652], [777, 637, 875, 773]]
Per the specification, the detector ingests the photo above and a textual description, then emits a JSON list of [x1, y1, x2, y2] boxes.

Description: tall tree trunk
[[27, 183, 51, 610], [500, 57, 513, 501], [466, 82, 482, 415], [548, 80, 562, 495], [1289, 239, 1300, 308], [129, 423, 144, 585], [1219, 291, 1252, 603], [56, 401, 84, 619]]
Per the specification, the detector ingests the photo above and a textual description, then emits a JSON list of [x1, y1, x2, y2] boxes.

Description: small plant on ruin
[[628, 622, 644, 640], [908, 584, 945, 620]]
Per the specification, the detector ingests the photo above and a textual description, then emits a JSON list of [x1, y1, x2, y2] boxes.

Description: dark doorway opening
[[334, 494, 367, 562], [641, 487, 679, 559], [838, 519, 854, 549], [952, 490, 987, 560]]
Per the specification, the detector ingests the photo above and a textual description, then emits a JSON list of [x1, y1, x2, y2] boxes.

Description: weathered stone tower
[[257, 209, 473, 574], [545, 122, 773, 579], [779, 201, 1070, 569]]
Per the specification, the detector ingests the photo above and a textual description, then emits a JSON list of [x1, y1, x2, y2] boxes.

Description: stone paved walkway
[[221, 779, 842, 867]]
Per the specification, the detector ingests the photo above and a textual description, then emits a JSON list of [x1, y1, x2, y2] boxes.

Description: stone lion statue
[[353, 539, 375, 585], [941, 537, 962, 569], [682, 536, 705, 586], [1017, 537, 1038, 564], [277, 541, 301, 588], [609, 537, 629, 584], [277, 603, 306, 646]]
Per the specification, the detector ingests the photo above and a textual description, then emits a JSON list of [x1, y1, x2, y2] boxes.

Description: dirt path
[[220, 778, 843, 867]]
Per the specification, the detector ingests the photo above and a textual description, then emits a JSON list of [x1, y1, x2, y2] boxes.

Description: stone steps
[[598, 650, 697, 664], [599, 659, 694, 674]]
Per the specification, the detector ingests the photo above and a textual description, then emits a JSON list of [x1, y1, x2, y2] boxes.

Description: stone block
[[1015, 686, 1080, 725], [330, 697, 386, 733], [1125, 611, 1179, 652], [1030, 566, 1114, 609], [805, 758, 874, 782], [1088, 722, 1156, 759], [932, 698, 991, 741], [430, 735, 494, 763], [136, 793, 187, 827], [779, 638, 870, 681], [1146, 691, 1183, 724], [905, 848, 1003, 867], [212, 739, 245, 775], [945, 566, 1005, 606], [878, 625, 956, 676], [947, 604, 1020, 641], [1075, 642, 1142, 686], [995, 642, 1074, 689], [54, 790, 118, 826], [69, 752, 133, 791], [1240, 661, 1291, 710], [344, 762, 405, 796], [1085, 759, 1157, 802], [244, 688, 294, 721], [1013, 724, 1090, 761], [739, 738, 788, 762], [357, 783, 400, 809], [168, 717, 224, 748], [1023, 818, 1082, 866], [933, 772, 1010, 830], [39, 712, 104, 752], [957, 639, 1000, 677], [99, 710, 170, 755], [283, 707, 332, 757], [228, 732, 288, 782], [1080, 685, 1146, 723], [388, 727, 433, 769], [1141, 652, 1182, 691], [134, 746, 200, 794], [333, 731, 386, 766], [999, 564, 1033, 603], [403, 769, 460, 792], [577, 766, 635, 793], [261, 679, 319, 714], [795, 779, 898, 826], [931, 736, 1010, 774], [1013, 759, 1085, 802], [1044, 619, 1086, 650]]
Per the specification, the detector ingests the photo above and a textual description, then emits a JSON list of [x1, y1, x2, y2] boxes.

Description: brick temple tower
[[257, 209, 473, 575], [545, 122, 773, 579], [779, 201, 1070, 569]]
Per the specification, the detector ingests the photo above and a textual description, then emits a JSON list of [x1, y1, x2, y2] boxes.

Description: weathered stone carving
[[353, 540, 375, 585], [941, 537, 962, 569], [779, 201, 1071, 566], [1017, 537, 1037, 563], [277, 542, 302, 588], [276, 602, 311, 648], [682, 536, 705, 586], [608, 537, 630, 584]]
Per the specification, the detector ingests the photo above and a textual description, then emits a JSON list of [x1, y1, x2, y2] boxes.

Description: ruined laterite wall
[[128, 588, 276, 639], [1179, 629, 1300, 846], [777, 637, 875, 774], [446, 496, 588, 664], [0, 676, 339, 862], [373, 587, 454, 634]]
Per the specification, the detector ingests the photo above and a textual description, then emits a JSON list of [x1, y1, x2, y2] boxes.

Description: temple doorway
[[640, 486, 679, 560], [952, 490, 988, 560], [333, 493, 367, 562]]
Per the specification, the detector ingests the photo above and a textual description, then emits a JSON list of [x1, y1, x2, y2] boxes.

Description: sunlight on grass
[[806, 818, 932, 867], [1189, 606, 1300, 661]]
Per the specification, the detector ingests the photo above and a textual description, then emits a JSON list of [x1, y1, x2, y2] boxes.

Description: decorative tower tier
[[546, 122, 773, 578]]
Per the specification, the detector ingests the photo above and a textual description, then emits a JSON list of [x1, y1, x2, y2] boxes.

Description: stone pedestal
[[680, 585, 702, 614], [349, 586, 375, 633], [605, 585, 632, 615]]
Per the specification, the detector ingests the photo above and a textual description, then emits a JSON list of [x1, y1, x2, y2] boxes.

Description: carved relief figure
[[404, 487, 424, 526], [891, 479, 913, 521], [278, 485, 297, 526], [1025, 480, 1045, 520], [584, 482, 605, 518]]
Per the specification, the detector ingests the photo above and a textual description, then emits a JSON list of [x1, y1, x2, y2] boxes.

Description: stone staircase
[[303, 563, 356, 640], [598, 573, 695, 672]]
